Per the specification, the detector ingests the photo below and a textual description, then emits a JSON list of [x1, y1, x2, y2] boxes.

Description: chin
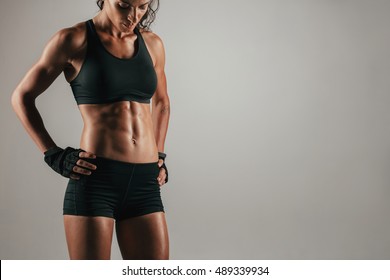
[[120, 22, 135, 32]]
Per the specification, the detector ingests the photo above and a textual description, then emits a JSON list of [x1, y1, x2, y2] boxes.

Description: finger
[[70, 173, 80, 180], [157, 168, 164, 179], [157, 159, 164, 167], [79, 151, 97, 159], [161, 174, 166, 185], [158, 177, 165, 186], [157, 172, 166, 186], [158, 170, 166, 184], [76, 159, 97, 170], [72, 165, 92, 175]]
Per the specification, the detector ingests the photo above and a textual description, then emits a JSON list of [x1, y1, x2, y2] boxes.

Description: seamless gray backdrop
[[1, 0, 390, 259]]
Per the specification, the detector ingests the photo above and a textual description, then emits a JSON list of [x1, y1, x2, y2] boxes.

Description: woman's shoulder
[[48, 21, 88, 55], [139, 28, 165, 54]]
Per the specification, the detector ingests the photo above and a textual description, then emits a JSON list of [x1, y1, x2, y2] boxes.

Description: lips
[[122, 21, 134, 29]]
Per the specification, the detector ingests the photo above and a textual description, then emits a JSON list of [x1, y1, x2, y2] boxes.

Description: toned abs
[[79, 101, 158, 163]]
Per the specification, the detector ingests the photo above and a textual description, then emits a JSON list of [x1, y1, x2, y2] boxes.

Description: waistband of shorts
[[84, 155, 159, 173]]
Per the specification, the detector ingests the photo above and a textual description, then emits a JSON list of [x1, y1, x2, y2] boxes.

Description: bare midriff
[[78, 100, 159, 163]]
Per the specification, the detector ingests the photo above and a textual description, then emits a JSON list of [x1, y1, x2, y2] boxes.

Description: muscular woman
[[11, 0, 170, 260]]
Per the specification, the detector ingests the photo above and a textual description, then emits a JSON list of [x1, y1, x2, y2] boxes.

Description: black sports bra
[[69, 19, 158, 105]]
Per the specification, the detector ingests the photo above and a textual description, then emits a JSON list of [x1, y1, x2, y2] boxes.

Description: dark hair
[[96, 0, 160, 31]]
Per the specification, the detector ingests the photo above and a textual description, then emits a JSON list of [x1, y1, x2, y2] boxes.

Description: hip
[[71, 155, 160, 186], [64, 155, 164, 220]]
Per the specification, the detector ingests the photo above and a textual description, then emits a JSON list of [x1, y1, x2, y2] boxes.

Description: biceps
[[14, 29, 71, 100], [15, 61, 63, 100], [153, 69, 168, 99]]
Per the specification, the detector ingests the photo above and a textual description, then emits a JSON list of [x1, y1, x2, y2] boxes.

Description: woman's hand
[[70, 150, 98, 180], [44, 146, 97, 179], [157, 159, 168, 186]]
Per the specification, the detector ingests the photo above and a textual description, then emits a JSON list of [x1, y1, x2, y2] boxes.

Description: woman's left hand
[[157, 159, 167, 186]]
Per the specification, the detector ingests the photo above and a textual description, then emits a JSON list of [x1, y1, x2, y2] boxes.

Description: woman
[[11, 0, 170, 260]]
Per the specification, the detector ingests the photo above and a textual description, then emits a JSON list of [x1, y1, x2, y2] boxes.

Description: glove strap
[[44, 146, 63, 156], [158, 152, 166, 161]]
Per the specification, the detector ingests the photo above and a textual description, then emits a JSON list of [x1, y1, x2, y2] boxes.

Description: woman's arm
[[150, 34, 170, 154], [11, 28, 75, 154]]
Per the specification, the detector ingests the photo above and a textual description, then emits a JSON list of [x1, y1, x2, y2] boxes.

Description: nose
[[127, 8, 137, 23]]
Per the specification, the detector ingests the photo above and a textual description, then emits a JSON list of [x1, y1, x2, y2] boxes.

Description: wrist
[[44, 146, 63, 156], [158, 152, 166, 160]]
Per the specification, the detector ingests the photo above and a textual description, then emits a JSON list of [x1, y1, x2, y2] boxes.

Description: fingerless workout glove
[[158, 152, 169, 183], [44, 146, 85, 178]]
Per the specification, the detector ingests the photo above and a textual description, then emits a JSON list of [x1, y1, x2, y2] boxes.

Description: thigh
[[63, 215, 114, 260], [115, 211, 169, 260]]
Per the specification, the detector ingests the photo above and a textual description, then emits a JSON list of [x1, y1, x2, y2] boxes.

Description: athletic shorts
[[63, 156, 165, 221]]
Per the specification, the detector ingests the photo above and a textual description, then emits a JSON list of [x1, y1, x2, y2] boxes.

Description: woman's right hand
[[44, 146, 97, 179]]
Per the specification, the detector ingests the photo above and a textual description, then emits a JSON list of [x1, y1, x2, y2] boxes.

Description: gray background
[[1, 0, 390, 259]]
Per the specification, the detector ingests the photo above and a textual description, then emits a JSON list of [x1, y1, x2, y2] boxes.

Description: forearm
[[152, 99, 170, 153], [11, 93, 57, 154]]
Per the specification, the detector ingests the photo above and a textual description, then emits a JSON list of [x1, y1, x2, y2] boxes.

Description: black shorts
[[63, 156, 165, 221]]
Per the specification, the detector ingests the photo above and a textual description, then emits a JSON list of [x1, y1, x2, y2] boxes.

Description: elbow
[[11, 90, 34, 113], [11, 90, 21, 112], [153, 96, 170, 108]]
